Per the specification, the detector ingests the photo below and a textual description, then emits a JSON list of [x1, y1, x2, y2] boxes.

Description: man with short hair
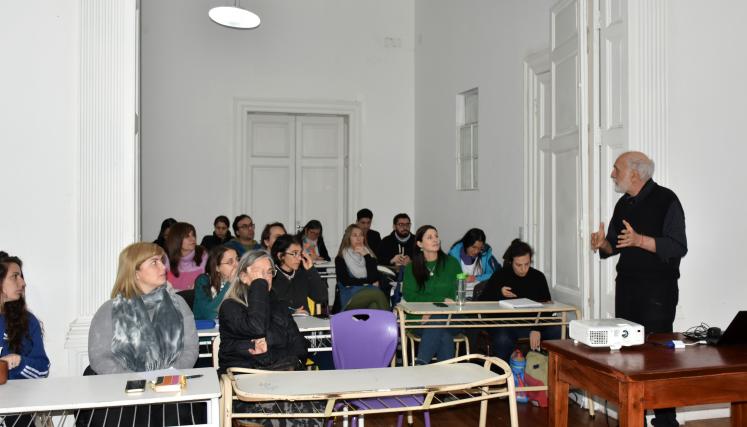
[[591, 151, 687, 427], [356, 208, 381, 253], [225, 214, 261, 256], [377, 213, 415, 266], [260, 222, 287, 250]]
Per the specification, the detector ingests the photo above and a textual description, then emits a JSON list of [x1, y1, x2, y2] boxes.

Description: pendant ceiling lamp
[[209, 1, 261, 29]]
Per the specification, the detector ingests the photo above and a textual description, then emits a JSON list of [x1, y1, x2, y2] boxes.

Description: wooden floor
[[339, 400, 731, 426]]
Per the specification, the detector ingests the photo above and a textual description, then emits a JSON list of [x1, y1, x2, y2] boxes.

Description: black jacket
[[200, 233, 233, 251], [335, 254, 379, 287], [376, 231, 416, 265], [272, 266, 328, 311], [218, 279, 307, 373]]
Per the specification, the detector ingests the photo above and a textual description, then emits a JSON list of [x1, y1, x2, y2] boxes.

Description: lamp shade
[[209, 6, 261, 29]]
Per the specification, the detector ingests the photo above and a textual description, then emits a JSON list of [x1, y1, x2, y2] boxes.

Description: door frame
[[233, 98, 362, 227]]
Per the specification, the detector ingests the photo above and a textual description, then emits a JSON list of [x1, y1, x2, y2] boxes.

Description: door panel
[[251, 166, 292, 229], [296, 116, 345, 256], [547, 0, 589, 311], [597, 0, 628, 319]]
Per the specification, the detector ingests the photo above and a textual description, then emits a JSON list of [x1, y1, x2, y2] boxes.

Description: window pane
[[459, 126, 472, 157], [465, 92, 478, 124]]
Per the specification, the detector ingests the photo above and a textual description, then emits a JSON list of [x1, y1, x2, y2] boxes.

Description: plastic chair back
[[331, 309, 398, 369]]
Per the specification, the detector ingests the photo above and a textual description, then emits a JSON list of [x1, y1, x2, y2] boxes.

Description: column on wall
[[64, 0, 139, 375], [627, 0, 669, 182]]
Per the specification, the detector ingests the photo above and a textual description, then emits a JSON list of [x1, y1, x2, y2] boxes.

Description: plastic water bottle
[[456, 273, 468, 306]]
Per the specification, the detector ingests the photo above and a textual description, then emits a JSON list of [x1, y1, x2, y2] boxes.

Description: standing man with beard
[[591, 151, 687, 427]]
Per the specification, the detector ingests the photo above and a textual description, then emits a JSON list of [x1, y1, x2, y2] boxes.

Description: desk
[[544, 335, 747, 427], [0, 367, 220, 426], [395, 301, 579, 366], [198, 316, 332, 357], [221, 354, 518, 427]]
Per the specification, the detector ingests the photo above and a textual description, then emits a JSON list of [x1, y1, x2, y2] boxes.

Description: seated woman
[[334, 224, 389, 311], [270, 235, 327, 314], [86, 243, 199, 426], [165, 222, 207, 291], [298, 219, 330, 262], [1, 252, 50, 378], [0, 252, 50, 427], [200, 215, 233, 250], [260, 222, 287, 250], [448, 228, 500, 297], [477, 239, 560, 361], [218, 250, 307, 373], [403, 225, 463, 364], [88, 242, 199, 374], [153, 217, 177, 250], [193, 245, 238, 320]]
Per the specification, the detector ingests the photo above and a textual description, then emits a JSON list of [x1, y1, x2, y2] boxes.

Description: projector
[[569, 318, 645, 350]]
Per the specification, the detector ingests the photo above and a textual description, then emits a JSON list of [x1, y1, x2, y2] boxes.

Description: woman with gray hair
[[218, 250, 307, 373]]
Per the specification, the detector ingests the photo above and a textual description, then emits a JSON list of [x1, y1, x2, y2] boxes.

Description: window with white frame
[[457, 89, 479, 190]]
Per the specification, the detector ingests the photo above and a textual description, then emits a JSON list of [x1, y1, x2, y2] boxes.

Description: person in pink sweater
[[165, 222, 207, 291]]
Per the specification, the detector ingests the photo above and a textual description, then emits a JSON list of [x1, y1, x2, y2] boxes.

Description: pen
[[184, 374, 203, 379]]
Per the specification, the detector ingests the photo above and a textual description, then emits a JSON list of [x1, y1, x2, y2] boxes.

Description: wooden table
[[395, 301, 579, 366], [544, 334, 747, 427]]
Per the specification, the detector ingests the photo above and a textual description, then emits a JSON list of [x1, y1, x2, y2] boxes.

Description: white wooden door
[[595, 0, 628, 318], [295, 115, 346, 257], [241, 113, 346, 254], [543, 0, 590, 315]]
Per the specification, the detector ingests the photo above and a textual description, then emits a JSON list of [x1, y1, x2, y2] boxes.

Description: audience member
[[0, 253, 50, 427], [334, 224, 389, 311], [200, 215, 233, 250], [165, 222, 207, 291], [192, 246, 238, 320], [88, 242, 198, 374], [260, 222, 287, 250], [218, 250, 307, 372], [299, 220, 330, 262], [356, 208, 381, 253], [0, 252, 50, 379], [270, 235, 327, 314], [153, 217, 177, 250], [225, 214, 261, 256], [377, 213, 416, 266], [403, 225, 462, 364], [477, 239, 559, 361], [448, 228, 500, 288]]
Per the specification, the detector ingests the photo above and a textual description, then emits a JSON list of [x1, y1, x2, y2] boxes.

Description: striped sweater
[[0, 312, 50, 379]]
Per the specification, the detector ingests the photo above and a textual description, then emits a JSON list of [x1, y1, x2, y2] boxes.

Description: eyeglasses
[[220, 258, 238, 266], [249, 267, 276, 277], [284, 251, 302, 258], [238, 223, 255, 229], [396, 222, 411, 227]]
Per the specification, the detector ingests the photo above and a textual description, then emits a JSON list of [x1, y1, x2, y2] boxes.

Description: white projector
[[569, 318, 645, 350]]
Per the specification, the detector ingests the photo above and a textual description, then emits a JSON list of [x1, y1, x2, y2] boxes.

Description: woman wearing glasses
[[218, 250, 307, 372], [192, 246, 238, 320], [270, 235, 328, 314]]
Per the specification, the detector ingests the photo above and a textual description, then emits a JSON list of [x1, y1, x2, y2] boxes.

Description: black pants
[[616, 277, 679, 427]]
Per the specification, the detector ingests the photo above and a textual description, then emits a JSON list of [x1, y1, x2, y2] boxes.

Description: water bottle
[[456, 273, 468, 306]]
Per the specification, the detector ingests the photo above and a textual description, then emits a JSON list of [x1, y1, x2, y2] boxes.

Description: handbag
[[525, 350, 549, 407]]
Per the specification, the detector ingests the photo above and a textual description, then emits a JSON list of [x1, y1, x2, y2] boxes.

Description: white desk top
[[397, 300, 575, 315], [0, 367, 219, 414], [234, 363, 497, 398], [197, 316, 330, 338]]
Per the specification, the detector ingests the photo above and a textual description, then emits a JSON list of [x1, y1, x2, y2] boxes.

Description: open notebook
[[498, 298, 543, 309]]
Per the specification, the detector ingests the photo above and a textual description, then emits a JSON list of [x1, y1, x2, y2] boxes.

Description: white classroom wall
[[140, 0, 416, 241]]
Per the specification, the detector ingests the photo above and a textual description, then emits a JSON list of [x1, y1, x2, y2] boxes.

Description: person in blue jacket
[[448, 228, 500, 294], [0, 251, 50, 380]]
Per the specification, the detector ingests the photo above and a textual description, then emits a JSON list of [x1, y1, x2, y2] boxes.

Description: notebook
[[714, 311, 747, 346], [498, 298, 543, 309]]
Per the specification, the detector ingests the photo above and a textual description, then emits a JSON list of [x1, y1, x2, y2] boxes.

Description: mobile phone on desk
[[433, 302, 448, 307], [125, 379, 146, 393]]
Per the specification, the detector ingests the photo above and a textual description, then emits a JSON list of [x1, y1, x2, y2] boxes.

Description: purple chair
[[328, 309, 431, 427]]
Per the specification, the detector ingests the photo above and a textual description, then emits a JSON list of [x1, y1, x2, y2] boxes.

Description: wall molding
[[627, 0, 669, 183], [65, 0, 139, 376]]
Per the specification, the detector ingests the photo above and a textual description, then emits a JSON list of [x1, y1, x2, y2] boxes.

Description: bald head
[[612, 151, 655, 196]]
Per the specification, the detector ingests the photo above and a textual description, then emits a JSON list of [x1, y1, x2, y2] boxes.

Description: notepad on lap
[[499, 298, 543, 309]]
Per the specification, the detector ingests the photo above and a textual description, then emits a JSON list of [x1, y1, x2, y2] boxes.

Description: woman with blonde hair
[[88, 242, 198, 374], [334, 224, 389, 312]]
